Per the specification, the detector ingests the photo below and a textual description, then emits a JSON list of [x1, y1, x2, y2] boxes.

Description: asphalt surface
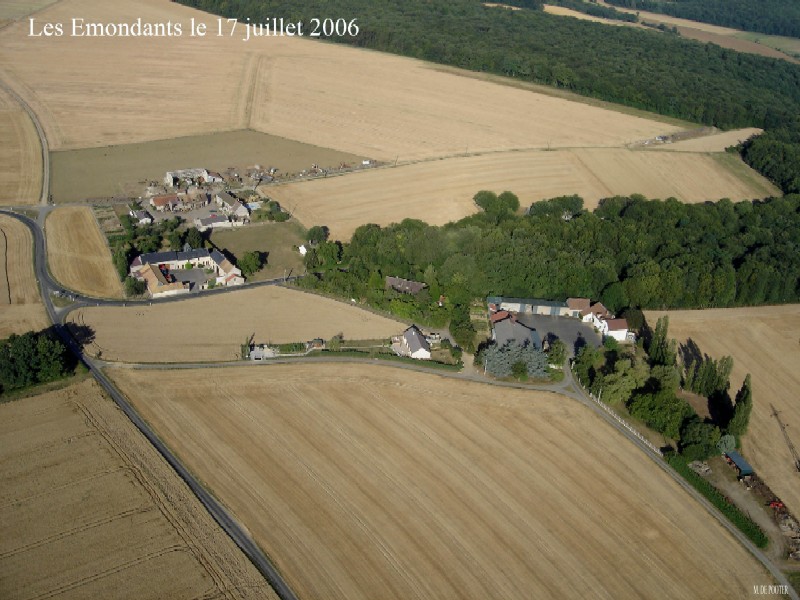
[[3, 206, 797, 598], [0, 209, 300, 600]]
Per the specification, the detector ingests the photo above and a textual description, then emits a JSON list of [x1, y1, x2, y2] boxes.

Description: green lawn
[[209, 221, 306, 282]]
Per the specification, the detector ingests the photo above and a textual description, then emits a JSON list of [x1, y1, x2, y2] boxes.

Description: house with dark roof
[[491, 312, 541, 350], [194, 214, 232, 232], [386, 276, 427, 296]]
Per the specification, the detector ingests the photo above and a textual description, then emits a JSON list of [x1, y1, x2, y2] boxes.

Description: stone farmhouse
[[130, 247, 244, 298]]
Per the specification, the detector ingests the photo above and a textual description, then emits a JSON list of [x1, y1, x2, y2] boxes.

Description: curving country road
[[2, 206, 797, 598], [0, 209, 300, 600]]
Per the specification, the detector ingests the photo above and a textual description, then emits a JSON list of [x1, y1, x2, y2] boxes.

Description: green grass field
[[209, 221, 306, 282]]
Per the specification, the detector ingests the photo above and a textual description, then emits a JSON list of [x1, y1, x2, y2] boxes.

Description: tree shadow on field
[[679, 337, 703, 370]]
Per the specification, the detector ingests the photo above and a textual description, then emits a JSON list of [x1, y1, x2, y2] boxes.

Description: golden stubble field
[[109, 363, 773, 599], [647, 305, 800, 516], [265, 147, 779, 239], [0, 378, 273, 600], [0, 0, 679, 158], [0, 86, 42, 204], [69, 286, 405, 362], [45, 206, 123, 298], [0, 214, 48, 337]]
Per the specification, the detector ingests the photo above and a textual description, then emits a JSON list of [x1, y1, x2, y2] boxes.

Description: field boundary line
[[0, 79, 50, 205]]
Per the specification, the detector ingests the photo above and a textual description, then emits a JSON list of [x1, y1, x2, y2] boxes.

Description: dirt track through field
[[647, 305, 800, 517], [0, 379, 273, 600], [110, 363, 773, 600], [46, 206, 123, 298], [69, 286, 405, 362], [265, 147, 778, 239], [0, 214, 48, 337]]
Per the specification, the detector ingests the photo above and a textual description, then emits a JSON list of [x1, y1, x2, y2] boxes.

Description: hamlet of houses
[[130, 245, 244, 298], [488, 296, 633, 343]]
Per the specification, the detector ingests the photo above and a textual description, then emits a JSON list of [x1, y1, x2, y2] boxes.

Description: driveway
[[514, 313, 602, 356]]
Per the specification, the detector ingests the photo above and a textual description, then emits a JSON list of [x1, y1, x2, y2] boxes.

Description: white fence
[[577, 377, 664, 457]]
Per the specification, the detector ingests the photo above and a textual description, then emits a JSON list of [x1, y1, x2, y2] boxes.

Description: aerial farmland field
[[0, 214, 48, 337], [265, 147, 779, 240], [49, 130, 364, 203], [646, 305, 800, 517], [45, 206, 123, 299], [0, 86, 42, 205], [0, 0, 678, 160], [68, 286, 405, 362], [109, 363, 774, 600], [0, 379, 272, 600]]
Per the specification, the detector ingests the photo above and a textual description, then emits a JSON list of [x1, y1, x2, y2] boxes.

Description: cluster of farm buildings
[[129, 246, 244, 297], [488, 296, 633, 343]]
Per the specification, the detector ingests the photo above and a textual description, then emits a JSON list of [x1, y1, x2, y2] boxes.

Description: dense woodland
[[0, 329, 71, 395], [179, 0, 800, 194], [299, 193, 800, 323], [604, 0, 800, 38]]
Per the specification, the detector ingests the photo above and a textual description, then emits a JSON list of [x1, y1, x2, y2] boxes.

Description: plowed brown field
[[45, 206, 123, 298], [0, 378, 273, 600], [68, 286, 405, 362], [646, 305, 800, 516], [0, 214, 48, 337], [110, 363, 773, 599]]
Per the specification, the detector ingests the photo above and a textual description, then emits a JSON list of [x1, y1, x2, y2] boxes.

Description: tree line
[[179, 0, 800, 195], [574, 316, 752, 460], [604, 0, 800, 39], [298, 193, 800, 328], [0, 329, 73, 395]]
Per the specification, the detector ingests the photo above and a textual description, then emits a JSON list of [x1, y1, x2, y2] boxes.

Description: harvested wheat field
[[647, 305, 800, 515], [0, 0, 678, 158], [0, 378, 272, 600], [69, 286, 405, 362], [46, 206, 122, 298], [0, 86, 42, 204], [0, 214, 48, 337], [109, 363, 774, 600], [265, 147, 778, 239]]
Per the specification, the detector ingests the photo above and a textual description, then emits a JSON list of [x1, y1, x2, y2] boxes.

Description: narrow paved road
[[0, 210, 300, 600], [107, 353, 799, 597], [5, 207, 797, 598]]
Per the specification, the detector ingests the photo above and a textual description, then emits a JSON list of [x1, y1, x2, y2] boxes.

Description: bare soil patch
[[50, 130, 365, 202], [646, 305, 800, 516], [265, 147, 778, 240], [0, 86, 42, 204], [649, 128, 763, 152], [0, 214, 48, 337], [45, 206, 123, 298], [0, 378, 273, 600], [68, 286, 405, 362], [0, 0, 679, 158], [110, 363, 773, 599]]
